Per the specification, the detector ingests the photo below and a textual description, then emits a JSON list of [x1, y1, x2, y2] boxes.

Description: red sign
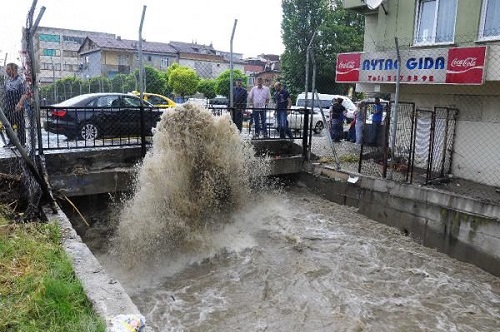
[[335, 46, 487, 85], [336, 53, 360, 82], [446, 47, 487, 84]]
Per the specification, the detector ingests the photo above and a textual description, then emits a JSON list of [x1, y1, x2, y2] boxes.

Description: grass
[[0, 205, 106, 332]]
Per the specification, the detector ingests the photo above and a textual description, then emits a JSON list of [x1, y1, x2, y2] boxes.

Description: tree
[[168, 65, 200, 97], [165, 63, 181, 94], [143, 65, 167, 95], [215, 69, 246, 97], [198, 79, 217, 99], [281, 0, 364, 95]]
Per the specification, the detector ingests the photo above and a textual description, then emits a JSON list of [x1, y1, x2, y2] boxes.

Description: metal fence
[[2, 2, 500, 211]]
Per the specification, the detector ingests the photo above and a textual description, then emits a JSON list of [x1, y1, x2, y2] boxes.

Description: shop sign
[[336, 46, 487, 85]]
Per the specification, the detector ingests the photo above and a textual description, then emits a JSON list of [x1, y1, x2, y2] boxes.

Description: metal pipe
[[229, 19, 238, 109], [138, 5, 147, 156], [303, 31, 316, 161], [28, 6, 46, 154], [388, 36, 401, 179]]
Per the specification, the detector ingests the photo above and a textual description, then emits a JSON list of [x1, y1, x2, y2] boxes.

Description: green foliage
[[281, 0, 364, 95], [0, 216, 105, 332], [165, 63, 181, 93], [111, 73, 138, 93], [198, 79, 217, 99], [168, 65, 200, 96], [144, 65, 168, 95], [215, 69, 246, 97]]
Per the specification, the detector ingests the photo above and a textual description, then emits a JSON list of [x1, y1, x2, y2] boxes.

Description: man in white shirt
[[248, 77, 270, 138]]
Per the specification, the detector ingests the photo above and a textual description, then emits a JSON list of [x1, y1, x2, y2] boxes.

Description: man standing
[[231, 78, 247, 132], [248, 77, 270, 138], [329, 98, 346, 142], [4, 63, 28, 147], [370, 97, 384, 146], [274, 81, 293, 139]]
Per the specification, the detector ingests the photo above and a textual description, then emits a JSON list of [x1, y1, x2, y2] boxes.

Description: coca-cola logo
[[451, 57, 477, 68], [338, 61, 355, 69]]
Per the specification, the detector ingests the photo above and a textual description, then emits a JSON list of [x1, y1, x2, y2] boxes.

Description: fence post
[[388, 37, 402, 179], [138, 5, 147, 156]]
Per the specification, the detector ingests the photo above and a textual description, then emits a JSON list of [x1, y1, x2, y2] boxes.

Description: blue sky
[[1, 0, 284, 64]]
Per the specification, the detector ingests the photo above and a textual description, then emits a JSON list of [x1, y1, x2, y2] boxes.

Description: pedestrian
[[347, 116, 356, 142], [329, 97, 346, 142], [248, 77, 270, 138], [230, 77, 248, 132], [3, 63, 28, 147], [370, 97, 384, 146], [273, 82, 293, 139], [355, 101, 366, 145]]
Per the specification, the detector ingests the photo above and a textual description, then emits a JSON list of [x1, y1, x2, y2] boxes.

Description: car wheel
[[79, 122, 100, 140], [314, 121, 324, 134]]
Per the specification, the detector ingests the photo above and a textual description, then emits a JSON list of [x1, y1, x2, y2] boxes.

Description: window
[[414, 0, 457, 45], [160, 57, 169, 69], [118, 55, 129, 66], [479, 0, 500, 40], [148, 96, 167, 105], [63, 50, 78, 57], [42, 49, 60, 57], [39, 33, 60, 43], [63, 35, 84, 44]]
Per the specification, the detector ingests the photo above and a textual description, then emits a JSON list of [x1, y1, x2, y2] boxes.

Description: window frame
[[413, 0, 457, 46], [478, 0, 500, 41]]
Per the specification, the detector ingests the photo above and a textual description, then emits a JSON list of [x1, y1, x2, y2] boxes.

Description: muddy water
[[89, 104, 499, 331]]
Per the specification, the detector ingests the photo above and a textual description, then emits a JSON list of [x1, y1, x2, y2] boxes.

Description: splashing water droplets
[[115, 103, 270, 265]]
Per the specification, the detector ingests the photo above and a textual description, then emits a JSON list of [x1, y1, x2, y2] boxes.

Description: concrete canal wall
[[301, 163, 500, 277]]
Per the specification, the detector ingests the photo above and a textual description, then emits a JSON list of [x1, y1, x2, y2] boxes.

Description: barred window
[[479, 0, 500, 40], [414, 0, 457, 45]]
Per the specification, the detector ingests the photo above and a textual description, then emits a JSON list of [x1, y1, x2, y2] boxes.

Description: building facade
[[35, 26, 114, 84], [78, 36, 178, 79], [340, 0, 500, 186]]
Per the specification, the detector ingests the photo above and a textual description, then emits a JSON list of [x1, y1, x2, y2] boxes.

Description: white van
[[289, 92, 357, 133]]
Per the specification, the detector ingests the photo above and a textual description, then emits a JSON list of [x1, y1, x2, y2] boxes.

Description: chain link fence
[[2, 3, 500, 212], [309, 31, 500, 196]]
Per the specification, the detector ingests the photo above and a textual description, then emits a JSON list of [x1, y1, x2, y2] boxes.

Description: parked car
[[44, 93, 161, 140], [129, 91, 176, 108], [290, 93, 357, 133], [208, 96, 229, 107]]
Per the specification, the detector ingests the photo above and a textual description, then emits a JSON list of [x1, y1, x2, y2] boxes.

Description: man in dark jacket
[[329, 98, 346, 142], [230, 78, 248, 132]]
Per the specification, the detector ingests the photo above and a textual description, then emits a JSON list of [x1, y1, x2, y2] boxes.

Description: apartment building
[[340, 0, 500, 186], [35, 26, 114, 84]]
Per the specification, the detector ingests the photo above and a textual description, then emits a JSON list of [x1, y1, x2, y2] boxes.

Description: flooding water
[[90, 104, 499, 331]]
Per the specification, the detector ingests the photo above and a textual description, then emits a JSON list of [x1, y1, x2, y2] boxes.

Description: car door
[[94, 95, 124, 137], [121, 96, 160, 136]]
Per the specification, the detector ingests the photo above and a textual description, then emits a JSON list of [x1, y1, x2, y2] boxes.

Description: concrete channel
[[2, 141, 500, 330]]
